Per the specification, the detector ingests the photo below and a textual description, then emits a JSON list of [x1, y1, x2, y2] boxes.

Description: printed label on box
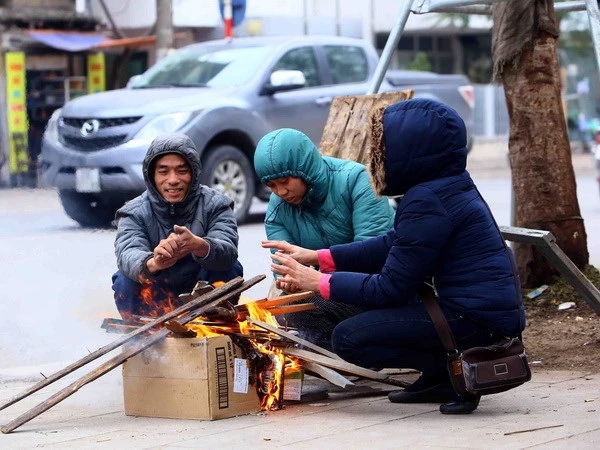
[[233, 358, 249, 393], [283, 370, 304, 401]]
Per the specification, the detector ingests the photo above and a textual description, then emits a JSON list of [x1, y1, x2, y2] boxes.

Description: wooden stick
[[0, 275, 265, 434], [282, 347, 409, 388], [301, 361, 354, 388], [236, 291, 315, 309], [0, 276, 246, 412], [247, 317, 342, 360], [266, 303, 317, 316]]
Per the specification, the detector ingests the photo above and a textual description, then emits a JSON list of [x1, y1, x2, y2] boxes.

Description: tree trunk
[[502, 31, 588, 287]]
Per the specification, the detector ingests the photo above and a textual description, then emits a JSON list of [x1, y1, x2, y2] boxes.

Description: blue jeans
[[112, 260, 243, 319], [331, 300, 498, 382]]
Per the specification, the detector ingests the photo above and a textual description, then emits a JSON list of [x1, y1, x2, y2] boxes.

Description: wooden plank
[[247, 317, 342, 360], [301, 361, 355, 389], [319, 90, 414, 164], [283, 348, 409, 388]]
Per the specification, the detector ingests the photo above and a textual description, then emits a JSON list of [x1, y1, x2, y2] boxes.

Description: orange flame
[[139, 281, 179, 318]]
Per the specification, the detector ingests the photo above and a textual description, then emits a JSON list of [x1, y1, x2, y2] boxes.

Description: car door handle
[[315, 96, 333, 106]]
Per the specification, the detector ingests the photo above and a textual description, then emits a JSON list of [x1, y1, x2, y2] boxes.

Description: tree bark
[[502, 31, 588, 287]]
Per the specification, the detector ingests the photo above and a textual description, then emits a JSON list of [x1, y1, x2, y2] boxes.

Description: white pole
[[362, 0, 374, 47]]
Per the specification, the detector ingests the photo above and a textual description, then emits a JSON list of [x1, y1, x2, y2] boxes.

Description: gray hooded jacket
[[114, 133, 239, 282]]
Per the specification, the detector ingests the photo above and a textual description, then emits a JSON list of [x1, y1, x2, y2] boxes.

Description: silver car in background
[[40, 35, 474, 227]]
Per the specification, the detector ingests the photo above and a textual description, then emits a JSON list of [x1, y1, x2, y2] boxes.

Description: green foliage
[[408, 52, 432, 72]]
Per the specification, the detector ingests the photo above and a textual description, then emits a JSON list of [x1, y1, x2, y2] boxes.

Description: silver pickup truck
[[40, 34, 474, 227]]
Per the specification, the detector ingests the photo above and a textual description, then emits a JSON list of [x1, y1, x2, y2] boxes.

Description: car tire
[[58, 190, 120, 228], [201, 145, 255, 225]]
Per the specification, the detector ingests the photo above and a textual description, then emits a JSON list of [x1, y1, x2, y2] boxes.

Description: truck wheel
[[201, 145, 255, 224], [58, 190, 118, 228]]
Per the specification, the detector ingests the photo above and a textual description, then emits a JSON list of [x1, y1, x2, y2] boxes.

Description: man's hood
[[367, 98, 468, 197], [254, 128, 329, 207], [142, 133, 202, 216]]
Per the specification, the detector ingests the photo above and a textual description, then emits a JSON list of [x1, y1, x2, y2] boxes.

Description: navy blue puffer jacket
[[327, 99, 525, 337]]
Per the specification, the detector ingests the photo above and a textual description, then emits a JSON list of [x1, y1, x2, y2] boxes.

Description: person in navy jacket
[[262, 98, 526, 415]]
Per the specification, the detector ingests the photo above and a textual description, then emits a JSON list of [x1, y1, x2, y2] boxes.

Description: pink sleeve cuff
[[317, 249, 336, 273], [318, 274, 332, 300]]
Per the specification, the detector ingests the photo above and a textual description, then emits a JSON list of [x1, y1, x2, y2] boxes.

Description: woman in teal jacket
[[254, 128, 395, 349]]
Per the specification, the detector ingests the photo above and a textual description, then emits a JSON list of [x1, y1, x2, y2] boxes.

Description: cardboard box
[[122, 335, 261, 420]]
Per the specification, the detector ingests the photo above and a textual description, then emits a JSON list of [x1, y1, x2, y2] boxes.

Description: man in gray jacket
[[112, 133, 243, 320]]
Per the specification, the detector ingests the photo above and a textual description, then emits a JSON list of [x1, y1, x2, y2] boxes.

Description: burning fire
[[185, 298, 292, 410], [135, 281, 301, 411]]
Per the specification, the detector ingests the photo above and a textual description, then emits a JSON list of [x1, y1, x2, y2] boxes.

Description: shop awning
[[27, 30, 109, 52]]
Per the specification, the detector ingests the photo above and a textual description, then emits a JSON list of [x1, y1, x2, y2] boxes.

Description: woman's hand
[[261, 240, 319, 266], [270, 251, 322, 293]]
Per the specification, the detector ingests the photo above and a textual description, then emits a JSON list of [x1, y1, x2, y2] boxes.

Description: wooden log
[[0, 275, 265, 434], [0, 276, 247, 412], [282, 347, 409, 388], [247, 317, 342, 360], [319, 90, 414, 164]]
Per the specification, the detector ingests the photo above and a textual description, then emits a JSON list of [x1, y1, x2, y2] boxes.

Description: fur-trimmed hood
[[367, 98, 468, 197]]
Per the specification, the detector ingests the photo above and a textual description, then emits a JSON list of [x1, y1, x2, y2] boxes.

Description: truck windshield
[[132, 44, 275, 89]]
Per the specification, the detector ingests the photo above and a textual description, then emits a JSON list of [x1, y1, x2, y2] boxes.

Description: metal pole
[[302, 0, 309, 35], [366, 0, 414, 94], [585, 0, 600, 75], [335, 0, 341, 36], [155, 0, 173, 61], [362, 0, 375, 47], [223, 0, 233, 38]]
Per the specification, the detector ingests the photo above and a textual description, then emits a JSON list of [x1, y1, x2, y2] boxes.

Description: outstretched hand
[[261, 240, 318, 266], [270, 251, 322, 293]]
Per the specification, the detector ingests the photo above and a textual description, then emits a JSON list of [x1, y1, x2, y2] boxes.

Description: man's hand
[[261, 240, 318, 266], [270, 251, 322, 293], [145, 225, 209, 274], [172, 225, 209, 258]]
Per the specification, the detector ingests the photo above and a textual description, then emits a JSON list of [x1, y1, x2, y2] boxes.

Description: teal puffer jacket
[[254, 128, 395, 250]]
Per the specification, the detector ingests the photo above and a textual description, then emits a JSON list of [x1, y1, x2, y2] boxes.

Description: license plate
[[75, 168, 101, 193]]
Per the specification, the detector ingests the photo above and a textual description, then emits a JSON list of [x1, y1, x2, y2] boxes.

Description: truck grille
[[62, 134, 128, 151], [61, 117, 141, 129]]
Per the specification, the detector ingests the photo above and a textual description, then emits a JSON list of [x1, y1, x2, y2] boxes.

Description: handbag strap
[[421, 184, 523, 352], [419, 284, 458, 355]]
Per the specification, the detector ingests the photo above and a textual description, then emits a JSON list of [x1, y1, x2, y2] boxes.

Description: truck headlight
[[44, 108, 62, 142], [134, 112, 193, 140]]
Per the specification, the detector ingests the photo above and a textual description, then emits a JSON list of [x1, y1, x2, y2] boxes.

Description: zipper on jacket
[[170, 203, 175, 216]]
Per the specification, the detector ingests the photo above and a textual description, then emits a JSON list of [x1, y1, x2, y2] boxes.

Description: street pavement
[[0, 139, 598, 449], [0, 367, 598, 449]]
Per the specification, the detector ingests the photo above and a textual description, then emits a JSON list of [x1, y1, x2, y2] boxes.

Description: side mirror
[[261, 70, 306, 95], [126, 75, 142, 88]]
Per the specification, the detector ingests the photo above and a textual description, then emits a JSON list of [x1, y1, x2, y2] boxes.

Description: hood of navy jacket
[[142, 133, 204, 225], [367, 98, 468, 197], [254, 128, 328, 208]]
